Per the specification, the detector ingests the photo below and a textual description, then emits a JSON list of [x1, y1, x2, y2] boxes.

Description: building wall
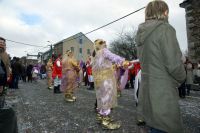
[[180, 0, 200, 62], [54, 42, 63, 56], [20, 56, 38, 66], [62, 35, 94, 62], [20, 56, 27, 65], [41, 50, 51, 64]]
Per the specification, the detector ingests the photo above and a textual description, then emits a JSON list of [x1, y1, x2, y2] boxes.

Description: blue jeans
[[149, 127, 166, 133]]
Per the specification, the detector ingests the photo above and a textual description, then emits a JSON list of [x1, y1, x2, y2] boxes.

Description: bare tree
[[109, 27, 137, 60]]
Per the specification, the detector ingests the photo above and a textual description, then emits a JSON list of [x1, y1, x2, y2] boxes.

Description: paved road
[[5, 80, 200, 133]]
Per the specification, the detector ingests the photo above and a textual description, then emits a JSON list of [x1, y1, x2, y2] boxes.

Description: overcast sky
[[0, 0, 187, 58]]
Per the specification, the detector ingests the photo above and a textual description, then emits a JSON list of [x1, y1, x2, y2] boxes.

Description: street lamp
[[47, 41, 53, 58]]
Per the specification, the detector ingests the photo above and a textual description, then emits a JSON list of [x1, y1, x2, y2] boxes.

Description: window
[[79, 48, 82, 53], [87, 49, 90, 55], [79, 38, 82, 44], [71, 47, 74, 52]]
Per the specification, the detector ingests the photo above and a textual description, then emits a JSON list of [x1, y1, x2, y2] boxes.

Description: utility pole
[[47, 41, 53, 58]]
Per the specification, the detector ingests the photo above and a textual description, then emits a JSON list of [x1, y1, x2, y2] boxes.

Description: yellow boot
[[72, 95, 76, 101], [71, 92, 76, 101], [117, 90, 122, 97], [101, 115, 121, 130], [96, 113, 103, 123], [65, 93, 75, 102]]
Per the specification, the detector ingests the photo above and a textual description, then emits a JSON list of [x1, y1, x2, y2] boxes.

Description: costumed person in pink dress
[[61, 50, 80, 102], [114, 65, 125, 97], [114, 64, 121, 97], [92, 39, 128, 130], [52, 54, 62, 93], [32, 65, 39, 82]]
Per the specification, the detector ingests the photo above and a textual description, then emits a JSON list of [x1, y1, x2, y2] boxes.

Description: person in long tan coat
[[46, 58, 53, 89], [0, 37, 18, 133], [0, 37, 10, 94], [136, 1, 186, 133]]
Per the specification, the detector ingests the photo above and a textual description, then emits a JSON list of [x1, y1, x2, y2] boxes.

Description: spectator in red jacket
[[52, 54, 62, 93], [86, 56, 94, 90]]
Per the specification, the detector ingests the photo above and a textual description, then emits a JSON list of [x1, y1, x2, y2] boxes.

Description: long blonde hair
[[145, 0, 169, 21]]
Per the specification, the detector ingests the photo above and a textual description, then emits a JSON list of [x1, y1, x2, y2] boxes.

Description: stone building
[[53, 32, 94, 62], [180, 0, 200, 62], [40, 50, 51, 64]]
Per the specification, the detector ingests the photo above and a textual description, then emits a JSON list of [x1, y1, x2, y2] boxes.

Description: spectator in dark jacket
[[11, 58, 22, 89], [27, 64, 33, 82], [21, 64, 27, 82], [40, 64, 46, 79]]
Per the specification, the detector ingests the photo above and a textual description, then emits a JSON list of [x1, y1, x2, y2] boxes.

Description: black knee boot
[[54, 86, 58, 93], [91, 82, 94, 90], [57, 85, 61, 93], [94, 99, 97, 112]]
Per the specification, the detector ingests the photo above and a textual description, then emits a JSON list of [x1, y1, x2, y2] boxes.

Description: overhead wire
[[4, 6, 145, 55], [61, 6, 145, 43], [5, 39, 44, 47]]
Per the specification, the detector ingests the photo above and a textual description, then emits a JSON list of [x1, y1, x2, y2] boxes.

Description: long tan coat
[[136, 20, 186, 133], [61, 56, 79, 94], [46, 59, 53, 87], [0, 52, 10, 77]]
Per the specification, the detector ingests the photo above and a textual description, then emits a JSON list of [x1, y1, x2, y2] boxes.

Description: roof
[[42, 49, 51, 54], [54, 32, 93, 46]]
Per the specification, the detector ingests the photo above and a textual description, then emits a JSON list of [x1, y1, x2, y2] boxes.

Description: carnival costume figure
[[46, 58, 53, 89], [61, 50, 80, 102], [92, 39, 128, 130]]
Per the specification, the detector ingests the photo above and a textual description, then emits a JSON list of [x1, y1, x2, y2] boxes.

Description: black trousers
[[129, 74, 135, 88], [27, 74, 32, 82], [186, 84, 191, 96], [178, 82, 186, 98]]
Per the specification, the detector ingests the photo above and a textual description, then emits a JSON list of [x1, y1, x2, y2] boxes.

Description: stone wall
[[180, 0, 200, 63]]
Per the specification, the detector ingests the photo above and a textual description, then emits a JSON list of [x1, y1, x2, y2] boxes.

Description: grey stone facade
[[180, 0, 200, 62]]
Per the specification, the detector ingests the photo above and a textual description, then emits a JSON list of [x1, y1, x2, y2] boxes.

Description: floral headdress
[[94, 39, 106, 51]]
